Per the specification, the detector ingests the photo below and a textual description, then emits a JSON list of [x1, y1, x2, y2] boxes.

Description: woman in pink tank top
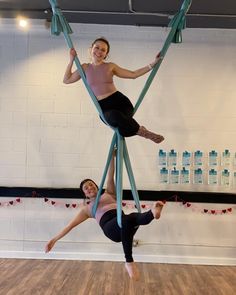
[[45, 150, 165, 281], [63, 37, 165, 144]]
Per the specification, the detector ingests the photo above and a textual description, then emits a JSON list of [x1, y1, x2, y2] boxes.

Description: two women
[[45, 38, 165, 281]]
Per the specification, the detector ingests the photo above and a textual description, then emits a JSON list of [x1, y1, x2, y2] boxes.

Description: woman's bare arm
[[45, 206, 89, 252], [105, 150, 116, 196], [63, 48, 87, 84], [112, 52, 162, 79]]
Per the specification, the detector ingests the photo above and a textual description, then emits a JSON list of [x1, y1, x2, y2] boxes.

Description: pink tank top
[[85, 63, 116, 97], [87, 193, 117, 223]]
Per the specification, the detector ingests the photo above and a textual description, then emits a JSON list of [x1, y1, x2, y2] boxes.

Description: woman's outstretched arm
[[112, 52, 162, 79], [45, 207, 89, 253]]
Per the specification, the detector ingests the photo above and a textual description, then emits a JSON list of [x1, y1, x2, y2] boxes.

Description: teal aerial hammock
[[48, 0, 192, 228]]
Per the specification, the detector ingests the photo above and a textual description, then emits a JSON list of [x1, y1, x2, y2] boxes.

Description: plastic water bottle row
[[158, 149, 236, 167], [159, 166, 236, 186]]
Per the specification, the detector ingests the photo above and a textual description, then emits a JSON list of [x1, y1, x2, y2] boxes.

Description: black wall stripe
[[0, 187, 235, 204]]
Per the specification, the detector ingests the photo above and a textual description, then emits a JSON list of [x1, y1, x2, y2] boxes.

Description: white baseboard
[[1, 250, 236, 266]]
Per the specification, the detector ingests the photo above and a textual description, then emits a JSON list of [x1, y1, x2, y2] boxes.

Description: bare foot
[[125, 262, 140, 281], [151, 201, 165, 219], [137, 126, 164, 144]]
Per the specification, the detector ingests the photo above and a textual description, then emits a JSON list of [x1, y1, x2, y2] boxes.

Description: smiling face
[[90, 40, 109, 63], [82, 180, 98, 199]]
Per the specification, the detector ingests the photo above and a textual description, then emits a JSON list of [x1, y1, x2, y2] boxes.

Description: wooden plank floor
[[0, 259, 235, 295]]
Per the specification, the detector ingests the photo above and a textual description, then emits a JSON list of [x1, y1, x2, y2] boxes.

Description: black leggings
[[99, 209, 154, 262], [98, 91, 140, 137]]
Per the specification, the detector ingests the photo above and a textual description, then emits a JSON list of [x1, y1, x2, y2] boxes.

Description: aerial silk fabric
[[48, 0, 192, 227]]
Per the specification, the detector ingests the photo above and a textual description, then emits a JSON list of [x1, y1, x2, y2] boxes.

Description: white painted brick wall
[[0, 20, 235, 263], [0, 198, 235, 264], [0, 20, 236, 192]]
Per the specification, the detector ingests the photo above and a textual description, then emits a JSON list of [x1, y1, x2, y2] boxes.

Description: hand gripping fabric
[[48, 0, 192, 227]]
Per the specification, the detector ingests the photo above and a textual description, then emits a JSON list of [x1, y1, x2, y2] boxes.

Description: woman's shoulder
[[106, 62, 121, 74], [82, 63, 90, 70], [106, 62, 116, 66], [102, 62, 116, 68], [80, 202, 92, 217], [102, 191, 116, 200]]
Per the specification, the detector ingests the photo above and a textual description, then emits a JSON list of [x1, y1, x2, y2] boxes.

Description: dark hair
[[79, 178, 98, 197], [91, 37, 110, 56]]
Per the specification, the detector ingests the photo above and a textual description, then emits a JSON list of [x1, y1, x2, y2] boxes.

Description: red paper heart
[[51, 201, 55, 205], [9, 201, 14, 205], [222, 210, 226, 214], [66, 204, 70, 208], [72, 204, 77, 208], [211, 210, 215, 214], [122, 202, 126, 207], [141, 204, 146, 208], [44, 198, 49, 202], [228, 208, 232, 212], [204, 209, 208, 213], [16, 198, 21, 202], [187, 203, 191, 207]]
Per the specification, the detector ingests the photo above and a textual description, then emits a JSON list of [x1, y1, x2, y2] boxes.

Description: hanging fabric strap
[[48, 0, 192, 227], [49, 0, 106, 120], [48, 0, 142, 227], [134, 0, 192, 113]]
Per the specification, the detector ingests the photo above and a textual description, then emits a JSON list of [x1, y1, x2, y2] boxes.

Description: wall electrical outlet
[[133, 239, 139, 247]]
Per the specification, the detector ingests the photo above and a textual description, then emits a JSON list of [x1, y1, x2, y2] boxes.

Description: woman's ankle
[[137, 126, 164, 144], [125, 262, 140, 281], [151, 201, 165, 219]]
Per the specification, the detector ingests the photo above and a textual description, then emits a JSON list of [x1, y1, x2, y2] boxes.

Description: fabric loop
[[48, 0, 192, 228]]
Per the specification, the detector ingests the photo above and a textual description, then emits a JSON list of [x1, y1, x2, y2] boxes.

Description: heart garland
[[0, 198, 21, 207], [0, 196, 235, 215]]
